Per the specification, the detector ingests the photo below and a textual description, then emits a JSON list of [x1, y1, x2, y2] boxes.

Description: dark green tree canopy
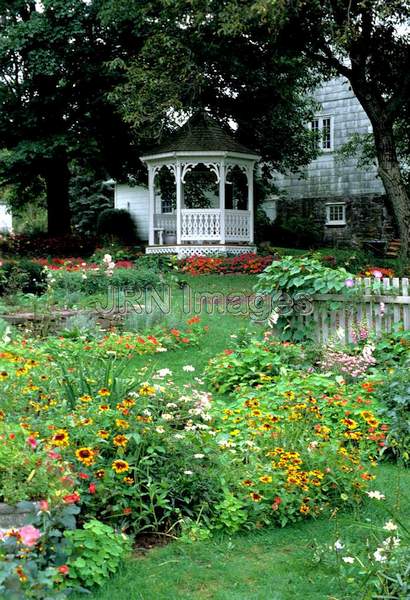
[[103, 0, 320, 176], [0, 0, 138, 234]]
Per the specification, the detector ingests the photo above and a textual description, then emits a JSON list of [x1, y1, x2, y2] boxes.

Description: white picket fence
[[299, 277, 410, 344]]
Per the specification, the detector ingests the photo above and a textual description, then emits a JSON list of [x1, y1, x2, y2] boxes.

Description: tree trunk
[[348, 84, 410, 260], [45, 154, 71, 236]]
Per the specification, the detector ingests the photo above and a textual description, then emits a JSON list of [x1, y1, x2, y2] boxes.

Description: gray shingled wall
[[273, 77, 384, 198]]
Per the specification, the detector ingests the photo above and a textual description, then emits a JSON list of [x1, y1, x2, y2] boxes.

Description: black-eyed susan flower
[[75, 447, 96, 466], [95, 469, 105, 479], [138, 383, 155, 396], [250, 492, 263, 502], [79, 395, 92, 403], [259, 475, 273, 484], [123, 477, 133, 485], [112, 460, 129, 474], [51, 429, 69, 447], [115, 419, 129, 430], [113, 434, 128, 448], [97, 388, 110, 397], [98, 405, 110, 412], [97, 430, 109, 439]]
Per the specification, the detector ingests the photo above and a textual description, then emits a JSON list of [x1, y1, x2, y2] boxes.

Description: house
[[0, 203, 12, 233], [115, 77, 395, 252], [271, 77, 395, 249]]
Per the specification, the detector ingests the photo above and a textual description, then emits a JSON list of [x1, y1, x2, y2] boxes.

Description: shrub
[[96, 209, 138, 244], [376, 363, 410, 463], [64, 520, 130, 589], [50, 266, 159, 295], [0, 259, 48, 296], [0, 233, 96, 257], [206, 333, 312, 395]]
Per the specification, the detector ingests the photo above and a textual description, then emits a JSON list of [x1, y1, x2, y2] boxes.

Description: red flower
[[78, 472, 89, 479], [88, 483, 96, 494], [63, 492, 80, 504], [57, 565, 69, 576]]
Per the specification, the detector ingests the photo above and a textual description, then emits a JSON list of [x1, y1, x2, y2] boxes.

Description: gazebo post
[[148, 165, 155, 246], [176, 161, 182, 245], [219, 160, 226, 244], [247, 163, 254, 244]]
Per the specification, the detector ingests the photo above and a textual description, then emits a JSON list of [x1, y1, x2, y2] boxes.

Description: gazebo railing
[[225, 209, 251, 241], [181, 209, 221, 241], [154, 213, 176, 234], [153, 209, 251, 243]]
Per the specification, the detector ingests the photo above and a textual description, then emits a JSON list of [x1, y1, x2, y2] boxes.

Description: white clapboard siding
[[307, 277, 410, 344], [114, 184, 149, 241]]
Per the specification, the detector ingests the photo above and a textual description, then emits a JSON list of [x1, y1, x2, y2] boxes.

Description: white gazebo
[[141, 113, 259, 257]]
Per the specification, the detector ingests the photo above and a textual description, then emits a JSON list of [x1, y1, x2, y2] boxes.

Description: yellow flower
[[115, 419, 129, 430], [138, 383, 155, 396], [123, 476, 134, 485], [97, 429, 109, 439], [51, 429, 70, 447], [113, 434, 128, 448], [229, 429, 241, 436], [79, 395, 92, 403], [112, 460, 129, 474], [259, 475, 272, 484], [97, 388, 110, 397], [75, 447, 96, 466]]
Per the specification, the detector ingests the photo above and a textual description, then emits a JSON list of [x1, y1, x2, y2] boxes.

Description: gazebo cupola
[[140, 113, 260, 257]]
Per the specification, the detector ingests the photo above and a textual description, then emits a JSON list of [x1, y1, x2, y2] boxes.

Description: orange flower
[[51, 429, 69, 447]]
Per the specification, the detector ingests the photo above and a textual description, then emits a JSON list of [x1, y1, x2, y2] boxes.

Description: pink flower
[[372, 270, 383, 278], [26, 436, 38, 449], [38, 500, 49, 512], [345, 278, 355, 288], [19, 525, 41, 547]]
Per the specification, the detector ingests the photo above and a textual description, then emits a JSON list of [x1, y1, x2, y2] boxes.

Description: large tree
[[102, 0, 320, 177], [0, 0, 137, 234], [219, 0, 410, 258]]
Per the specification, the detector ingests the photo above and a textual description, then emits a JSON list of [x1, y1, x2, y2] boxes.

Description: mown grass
[[77, 465, 410, 600]]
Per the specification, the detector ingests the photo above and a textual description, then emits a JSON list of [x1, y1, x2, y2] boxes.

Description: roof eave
[[140, 150, 260, 162]]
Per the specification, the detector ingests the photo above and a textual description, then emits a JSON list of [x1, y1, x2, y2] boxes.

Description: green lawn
[[77, 465, 409, 600]]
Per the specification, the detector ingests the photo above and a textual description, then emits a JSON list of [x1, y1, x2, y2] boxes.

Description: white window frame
[[309, 115, 334, 152], [325, 202, 346, 226]]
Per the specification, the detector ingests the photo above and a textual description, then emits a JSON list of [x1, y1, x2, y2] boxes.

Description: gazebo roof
[[141, 113, 258, 158]]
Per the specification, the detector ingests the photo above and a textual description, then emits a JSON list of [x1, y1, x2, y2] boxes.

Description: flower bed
[[178, 253, 274, 275]]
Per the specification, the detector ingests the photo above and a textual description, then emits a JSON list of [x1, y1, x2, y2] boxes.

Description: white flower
[[155, 426, 165, 434], [161, 413, 174, 421], [103, 254, 112, 263], [230, 334, 238, 339], [307, 440, 319, 452], [174, 433, 184, 440], [342, 557, 355, 564], [184, 470, 193, 475], [193, 453, 204, 459], [183, 365, 195, 372], [156, 347, 168, 352], [366, 490, 385, 500], [166, 402, 178, 409], [383, 536, 400, 548], [383, 520, 398, 532], [268, 311, 279, 326], [373, 548, 387, 562], [156, 368, 172, 378], [334, 539, 344, 552], [82, 274, 87, 280]]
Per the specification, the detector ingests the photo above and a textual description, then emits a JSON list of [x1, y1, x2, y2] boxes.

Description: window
[[310, 115, 333, 151], [161, 198, 173, 213], [326, 203, 346, 225]]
